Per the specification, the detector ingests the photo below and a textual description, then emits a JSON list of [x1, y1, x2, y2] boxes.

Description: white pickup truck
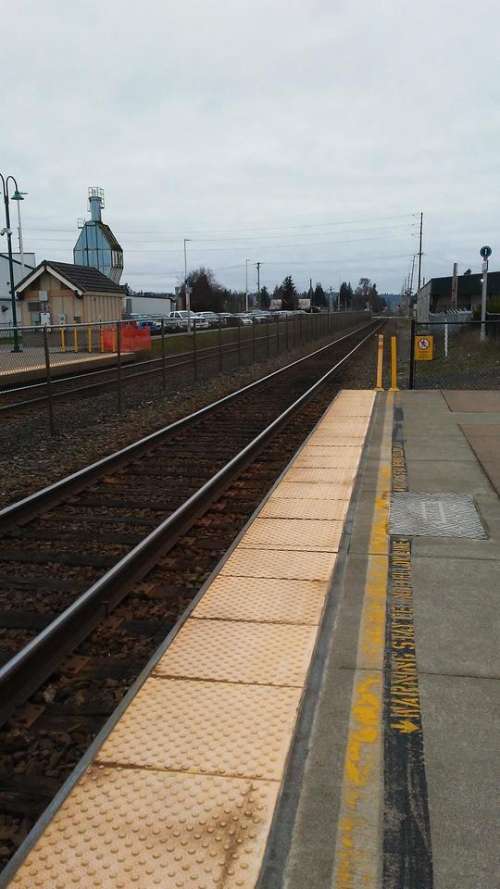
[[164, 310, 209, 332]]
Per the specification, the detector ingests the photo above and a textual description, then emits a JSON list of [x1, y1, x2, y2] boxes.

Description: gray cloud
[[3, 0, 499, 294]]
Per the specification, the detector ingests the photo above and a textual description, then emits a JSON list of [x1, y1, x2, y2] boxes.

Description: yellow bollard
[[87, 326, 92, 353], [73, 327, 78, 353], [375, 334, 384, 390], [60, 326, 66, 353], [389, 335, 399, 391]]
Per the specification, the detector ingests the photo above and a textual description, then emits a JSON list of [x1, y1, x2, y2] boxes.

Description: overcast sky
[[3, 0, 499, 295]]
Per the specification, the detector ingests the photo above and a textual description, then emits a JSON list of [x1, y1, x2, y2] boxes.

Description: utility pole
[[245, 258, 249, 313], [451, 262, 458, 309], [417, 212, 423, 292], [409, 255, 416, 296], [13, 190, 27, 274], [480, 246, 492, 342], [184, 238, 191, 332], [256, 262, 261, 306]]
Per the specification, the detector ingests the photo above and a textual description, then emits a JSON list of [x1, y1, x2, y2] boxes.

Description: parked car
[[164, 310, 209, 331], [250, 311, 272, 323], [196, 311, 222, 328], [136, 318, 162, 333]]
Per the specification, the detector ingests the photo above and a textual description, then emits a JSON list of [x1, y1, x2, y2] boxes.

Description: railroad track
[[0, 336, 249, 413], [0, 319, 381, 876]]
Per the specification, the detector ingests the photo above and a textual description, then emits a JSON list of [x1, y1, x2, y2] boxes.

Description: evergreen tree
[[339, 281, 353, 310], [259, 286, 271, 309], [313, 282, 327, 308], [280, 275, 298, 310]]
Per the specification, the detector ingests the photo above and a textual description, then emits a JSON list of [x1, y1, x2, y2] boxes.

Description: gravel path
[[0, 323, 381, 510]]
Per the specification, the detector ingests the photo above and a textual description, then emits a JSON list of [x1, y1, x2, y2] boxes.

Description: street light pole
[[184, 238, 191, 333], [245, 258, 249, 313], [479, 245, 492, 343], [1, 173, 23, 352], [14, 191, 27, 273]]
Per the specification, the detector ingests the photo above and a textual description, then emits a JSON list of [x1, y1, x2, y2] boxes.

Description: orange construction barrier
[[101, 325, 152, 353]]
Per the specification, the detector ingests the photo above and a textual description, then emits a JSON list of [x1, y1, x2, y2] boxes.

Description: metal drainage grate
[[390, 493, 487, 539]]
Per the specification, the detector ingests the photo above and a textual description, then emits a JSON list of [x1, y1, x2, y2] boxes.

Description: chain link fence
[[1, 311, 369, 433], [409, 318, 500, 389]]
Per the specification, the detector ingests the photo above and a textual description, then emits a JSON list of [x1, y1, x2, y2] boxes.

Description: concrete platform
[[265, 390, 499, 889], [0, 348, 134, 387]]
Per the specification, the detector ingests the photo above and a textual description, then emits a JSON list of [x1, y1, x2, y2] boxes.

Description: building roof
[[96, 222, 122, 253], [0, 253, 35, 270], [420, 270, 500, 309], [16, 260, 125, 295]]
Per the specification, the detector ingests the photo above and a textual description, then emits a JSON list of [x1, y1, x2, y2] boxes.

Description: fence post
[[409, 318, 416, 389], [237, 321, 241, 366], [218, 315, 223, 373], [267, 318, 271, 359], [252, 317, 256, 364], [286, 315, 289, 351], [444, 321, 448, 359], [193, 318, 198, 380], [43, 325, 55, 436], [87, 325, 92, 353], [276, 314, 280, 354], [116, 321, 123, 414], [161, 319, 167, 391], [60, 325, 66, 353]]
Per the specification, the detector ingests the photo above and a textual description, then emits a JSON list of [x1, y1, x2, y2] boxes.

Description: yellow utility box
[[415, 334, 434, 361]]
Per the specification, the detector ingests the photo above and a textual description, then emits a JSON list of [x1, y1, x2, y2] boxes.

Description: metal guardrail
[[0, 312, 368, 432]]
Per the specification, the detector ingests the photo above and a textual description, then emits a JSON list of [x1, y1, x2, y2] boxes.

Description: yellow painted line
[[332, 393, 393, 889]]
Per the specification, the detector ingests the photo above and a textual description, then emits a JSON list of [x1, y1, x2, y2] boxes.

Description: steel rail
[[0, 336, 263, 411], [0, 322, 381, 727], [0, 320, 376, 530]]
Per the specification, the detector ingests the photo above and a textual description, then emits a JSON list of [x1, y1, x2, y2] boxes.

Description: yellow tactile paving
[[271, 481, 353, 501], [10, 766, 279, 889], [285, 466, 357, 484], [153, 619, 317, 686], [239, 517, 343, 552], [9, 391, 376, 889], [192, 575, 327, 625], [221, 548, 338, 581], [261, 498, 349, 521], [96, 679, 301, 780], [294, 452, 361, 469], [299, 445, 363, 458], [309, 432, 366, 445], [318, 420, 370, 435]]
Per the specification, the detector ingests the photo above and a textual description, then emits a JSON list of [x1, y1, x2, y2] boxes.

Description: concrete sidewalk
[[264, 390, 499, 889]]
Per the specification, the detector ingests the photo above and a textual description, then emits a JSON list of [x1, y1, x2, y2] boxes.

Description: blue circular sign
[[480, 245, 492, 258]]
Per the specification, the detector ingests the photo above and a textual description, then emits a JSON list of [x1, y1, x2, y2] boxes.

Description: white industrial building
[[0, 253, 36, 328]]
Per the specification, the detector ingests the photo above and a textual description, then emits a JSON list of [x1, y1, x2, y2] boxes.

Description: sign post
[[480, 246, 492, 342]]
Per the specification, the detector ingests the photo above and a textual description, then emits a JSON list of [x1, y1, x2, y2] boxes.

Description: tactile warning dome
[[10, 766, 279, 889], [96, 678, 301, 780]]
